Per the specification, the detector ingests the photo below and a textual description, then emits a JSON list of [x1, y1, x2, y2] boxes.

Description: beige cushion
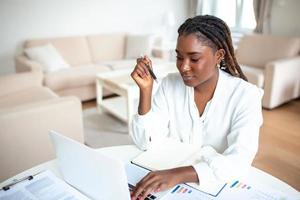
[[236, 34, 300, 69], [44, 64, 111, 91], [125, 34, 154, 59], [24, 44, 70, 73], [87, 33, 126, 62], [0, 87, 57, 108], [240, 65, 265, 88], [25, 36, 92, 66]]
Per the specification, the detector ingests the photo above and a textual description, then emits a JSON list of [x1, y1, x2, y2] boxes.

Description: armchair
[[236, 34, 300, 109], [0, 71, 84, 181]]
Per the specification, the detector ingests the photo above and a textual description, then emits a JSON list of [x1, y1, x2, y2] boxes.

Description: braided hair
[[178, 15, 247, 81]]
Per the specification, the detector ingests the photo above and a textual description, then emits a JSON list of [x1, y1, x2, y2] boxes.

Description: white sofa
[[15, 33, 169, 101], [0, 71, 84, 181], [236, 34, 300, 109]]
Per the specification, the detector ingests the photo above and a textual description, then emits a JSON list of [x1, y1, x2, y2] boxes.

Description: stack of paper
[[0, 170, 89, 200]]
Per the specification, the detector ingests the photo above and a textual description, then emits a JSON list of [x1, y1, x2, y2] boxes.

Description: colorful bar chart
[[171, 185, 193, 194], [230, 180, 251, 190]]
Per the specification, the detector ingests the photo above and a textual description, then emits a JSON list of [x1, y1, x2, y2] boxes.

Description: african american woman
[[130, 15, 263, 200]]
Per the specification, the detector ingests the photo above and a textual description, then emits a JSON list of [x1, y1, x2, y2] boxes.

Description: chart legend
[[171, 185, 193, 194], [230, 180, 251, 190]]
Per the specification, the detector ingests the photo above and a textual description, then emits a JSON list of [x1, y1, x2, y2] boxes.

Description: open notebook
[[131, 138, 226, 196]]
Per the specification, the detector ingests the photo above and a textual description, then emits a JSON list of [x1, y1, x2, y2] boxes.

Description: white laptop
[[49, 130, 167, 200]]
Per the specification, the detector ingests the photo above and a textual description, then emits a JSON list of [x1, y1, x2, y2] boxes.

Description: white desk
[[1, 145, 299, 198]]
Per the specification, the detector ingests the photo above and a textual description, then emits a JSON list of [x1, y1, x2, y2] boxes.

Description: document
[[131, 138, 226, 197], [0, 170, 90, 200], [215, 179, 298, 200]]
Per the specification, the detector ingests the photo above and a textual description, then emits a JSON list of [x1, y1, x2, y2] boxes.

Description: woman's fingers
[[132, 173, 156, 199], [143, 55, 153, 69], [139, 180, 161, 200], [136, 61, 150, 76], [139, 55, 152, 72], [132, 184, 145, 199], [135, 67, 146, 78]]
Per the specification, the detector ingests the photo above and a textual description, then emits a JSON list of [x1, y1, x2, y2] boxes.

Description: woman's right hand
[[131, 55, 154, 91]]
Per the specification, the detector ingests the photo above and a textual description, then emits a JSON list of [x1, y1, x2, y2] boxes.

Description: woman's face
[[176, 34, 224, 88]]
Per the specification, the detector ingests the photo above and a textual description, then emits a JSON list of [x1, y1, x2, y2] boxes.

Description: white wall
[[0, 0, 188, 74], [269, 0, 300, 36]]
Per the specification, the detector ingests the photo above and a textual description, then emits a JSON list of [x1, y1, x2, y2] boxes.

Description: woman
[[130, 15, 263, 200]]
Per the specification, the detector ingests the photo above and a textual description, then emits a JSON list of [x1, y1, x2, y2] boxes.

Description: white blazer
[[132, 69, 263, 188]]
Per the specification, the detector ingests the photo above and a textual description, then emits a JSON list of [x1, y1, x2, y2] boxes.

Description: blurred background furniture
[[0, 71, 84, 181], [96, 63, 177, 135], [15, 33, 170, 101], [236, 34, 300, 109]]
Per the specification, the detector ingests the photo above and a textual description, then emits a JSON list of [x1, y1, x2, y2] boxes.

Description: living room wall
[[0, 0, 188, 75], [269, 0, 300, 37]]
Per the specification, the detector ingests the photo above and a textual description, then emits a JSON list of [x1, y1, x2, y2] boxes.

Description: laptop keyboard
[[128, 183, 157, 200]]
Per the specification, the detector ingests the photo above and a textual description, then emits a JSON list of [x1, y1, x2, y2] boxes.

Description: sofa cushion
[[24, 44, 70, 73], [236, 34, 300, 69], [87, 33, 126, 62], [125, 34, 154, 59], [25, 36, 92, 66], [44, 64, 111, 91], [0, 87, 57, 109], [240, 65, 265, 88], [99, 58, 170, 70]]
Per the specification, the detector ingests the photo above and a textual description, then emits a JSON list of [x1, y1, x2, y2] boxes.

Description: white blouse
[[131, 69, 263, 188]]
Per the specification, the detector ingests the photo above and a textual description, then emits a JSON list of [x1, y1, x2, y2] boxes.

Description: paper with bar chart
[[162, 180, 298, 200], [215, 180, 297, 200]]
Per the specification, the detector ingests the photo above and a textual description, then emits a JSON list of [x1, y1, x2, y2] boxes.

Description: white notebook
[[131, 138, 226, 197], [132, 138, 200, 170]]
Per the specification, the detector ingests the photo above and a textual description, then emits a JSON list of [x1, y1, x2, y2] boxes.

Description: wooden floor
[[253, 98, 300, 191], [83, 98, 300, 191]]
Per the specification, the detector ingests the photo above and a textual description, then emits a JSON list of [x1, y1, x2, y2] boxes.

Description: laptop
[[49, 130, 167, 200]]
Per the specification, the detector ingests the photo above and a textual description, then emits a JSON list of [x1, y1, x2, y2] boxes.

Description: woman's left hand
[[131, 169, 180, 200]]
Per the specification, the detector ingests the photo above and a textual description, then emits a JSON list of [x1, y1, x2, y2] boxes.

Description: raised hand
[[131, 55, 154, 91]]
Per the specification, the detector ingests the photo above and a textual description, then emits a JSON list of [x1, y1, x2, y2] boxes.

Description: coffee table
[[96, 63, 177, 135]]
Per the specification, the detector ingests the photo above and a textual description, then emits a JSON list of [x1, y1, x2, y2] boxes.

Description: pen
[[146, 64, 158, 83], [140, 55, 158, 83], [1, 170, 45, 191], [2, 175, 34, 191]]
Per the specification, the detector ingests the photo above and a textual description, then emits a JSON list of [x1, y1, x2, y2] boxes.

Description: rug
[[83, 108, 134, 148]]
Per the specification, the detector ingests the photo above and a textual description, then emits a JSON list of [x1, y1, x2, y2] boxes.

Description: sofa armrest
[[15, 55, 43, 72], [263, 56, 300, 109], [0, 71, 43, 97], [0, 96, 84, 181]]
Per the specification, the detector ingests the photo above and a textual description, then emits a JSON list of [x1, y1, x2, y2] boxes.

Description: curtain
[[253, 0, 273, 33], [188, 0, 201, 17]]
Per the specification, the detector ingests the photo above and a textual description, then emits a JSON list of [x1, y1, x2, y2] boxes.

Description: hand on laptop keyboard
[[128, 183, 157, 200], [129, 167, 199, 200]]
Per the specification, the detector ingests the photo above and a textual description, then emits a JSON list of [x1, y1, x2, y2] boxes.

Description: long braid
[[178, 15, 247, 81]]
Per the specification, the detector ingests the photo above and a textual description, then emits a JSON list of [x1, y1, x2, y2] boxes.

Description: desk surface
[[1, 145, 299, 197]]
